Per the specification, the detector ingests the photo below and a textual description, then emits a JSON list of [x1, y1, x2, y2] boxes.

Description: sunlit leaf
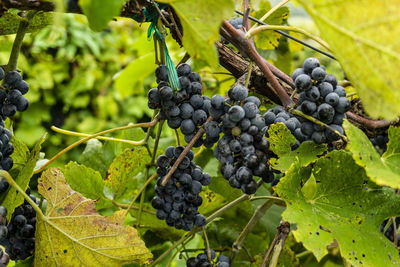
[[64, 161, 104, 200], [267, 123, 297, 155], [157, 0, 235, 67], [79, 0, 126, 31], [115, 53, 155, 98], [344, 120, 400, 189]]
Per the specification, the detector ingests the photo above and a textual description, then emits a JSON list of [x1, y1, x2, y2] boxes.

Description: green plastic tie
[[141, 3, 181, 91]]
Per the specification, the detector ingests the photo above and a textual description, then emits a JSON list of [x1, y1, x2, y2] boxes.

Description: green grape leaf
[[10, 135, 30, 173], [0, 11, 53, 35], [297, 0, 400, 120], [64, 162, 104, 200], [157, 0, 235, 67], [81, 139, 110, 177], [79, 0, 127, 31], [115, 53, 155, 98], [104, 148, 150, 201], [270, 141, 327, 172], [252, 2, 290, 50], [2, 134, 46, 221], [277, 150, 400, 266], [35, 168, 153, 266], [198, 189, 225, 215], [344, 120, 400, 189], [267, 123, 297, 155]]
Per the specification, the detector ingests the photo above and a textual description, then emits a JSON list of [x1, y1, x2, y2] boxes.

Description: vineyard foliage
[[0, 0, 398, 267]]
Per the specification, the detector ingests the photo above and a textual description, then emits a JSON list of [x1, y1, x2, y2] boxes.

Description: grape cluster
[[380, 217, 400, 252], [288, 57, 349, 144], [206, 85, 275, 194], [147, 64, 211, 147], [0, 68, 30, 119], [152, 146, 210, 231], [370, 133, 388, 153], [0, 188, 37, 261], [186, 250, 230, 267], [0, 68, 30, 172]]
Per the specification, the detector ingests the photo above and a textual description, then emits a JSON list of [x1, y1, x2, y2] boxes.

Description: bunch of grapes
[[186, 250, 230, 267], [0, 188, 37, 261], [152, 146, 211, 231], [0, 67, 31, 172], [288, 57, 349, 144], [147, 64, 210, 147], [0, 69, 30, 120], [206, 85, 275, 194]]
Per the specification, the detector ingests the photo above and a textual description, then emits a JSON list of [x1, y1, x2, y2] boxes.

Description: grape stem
[[231, 199, 277, 263], [202, 227, 212, 261], [51, 126, 146, 146], [244, 61, 253, 88], [0, 170, 45, 220], [246, 25, 331, 51], [290, 109, 349, 142], [261, 221, 290, 267], [34, 117, 159, 174], [221, 20, 295, 108], [161, 116, 213, 186], [5, 11, 37, 72], [346, 111, 392, 129], [242, 1, 251, 31], [250, 195, 285, 206]]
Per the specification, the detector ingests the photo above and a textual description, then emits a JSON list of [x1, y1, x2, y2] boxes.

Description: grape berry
[[186, 250, 230, 267]]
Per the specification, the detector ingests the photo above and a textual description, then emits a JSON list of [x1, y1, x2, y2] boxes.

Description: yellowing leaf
[[35, 168, 153, 266], [158, 0, 235, 67], [298, 0, 400, 120]]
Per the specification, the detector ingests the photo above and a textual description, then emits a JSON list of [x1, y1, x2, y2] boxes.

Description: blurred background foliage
[[0, 2, 347, 265]]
